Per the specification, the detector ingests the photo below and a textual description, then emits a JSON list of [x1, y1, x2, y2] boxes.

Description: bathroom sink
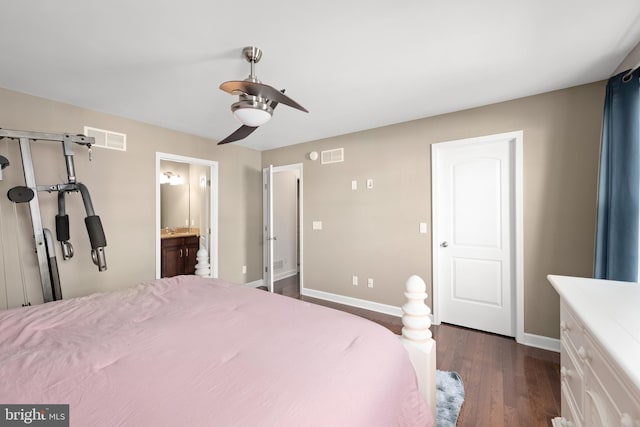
[[160, 228, 199, 238]]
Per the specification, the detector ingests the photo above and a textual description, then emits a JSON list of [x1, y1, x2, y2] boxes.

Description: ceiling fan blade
[[217, 125, 258, 145], [220, 81, 308, 113]]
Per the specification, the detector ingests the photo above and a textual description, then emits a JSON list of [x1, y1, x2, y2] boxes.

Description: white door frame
[[431, 131, 524, 343], [264, 165, 274, 291], [263, 163, 304, 292], [155, 152, 219, 279]]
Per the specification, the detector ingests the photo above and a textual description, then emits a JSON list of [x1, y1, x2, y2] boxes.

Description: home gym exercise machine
[[0, 129, 107, 304]]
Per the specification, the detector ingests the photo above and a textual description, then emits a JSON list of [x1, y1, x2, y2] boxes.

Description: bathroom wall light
[[160, 172, 184, 186]]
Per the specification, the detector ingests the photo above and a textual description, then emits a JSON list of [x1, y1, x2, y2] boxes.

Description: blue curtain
[[594, 68, 640, 281]]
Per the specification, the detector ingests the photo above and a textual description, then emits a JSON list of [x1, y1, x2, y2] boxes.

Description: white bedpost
[[399, 275, 437, 419]]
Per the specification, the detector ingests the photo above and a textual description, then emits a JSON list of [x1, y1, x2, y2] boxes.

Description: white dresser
[[548, 275, 640, 427]]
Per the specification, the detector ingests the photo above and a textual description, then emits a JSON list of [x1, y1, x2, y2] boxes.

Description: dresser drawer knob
[[560, 320, 569, 332], [556, 417, 574, 427], [577, 346, 589, 361], [620, 413, 633, 427]]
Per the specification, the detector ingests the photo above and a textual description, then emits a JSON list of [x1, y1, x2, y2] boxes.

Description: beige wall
[[0, 81, 606, 339], [0, 87, 263, 308], [263, 81, 606, 339]]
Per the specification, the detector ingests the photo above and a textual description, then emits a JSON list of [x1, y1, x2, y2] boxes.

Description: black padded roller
[[7, 186, 34, 203], [56, 214, 70, 242], [85, 215, 107, 249]]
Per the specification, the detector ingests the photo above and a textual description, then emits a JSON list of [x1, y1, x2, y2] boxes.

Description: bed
[[0, 275, 435, 426]]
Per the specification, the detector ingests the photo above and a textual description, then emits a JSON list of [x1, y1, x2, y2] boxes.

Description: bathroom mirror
[[160, 160, 191, 230]]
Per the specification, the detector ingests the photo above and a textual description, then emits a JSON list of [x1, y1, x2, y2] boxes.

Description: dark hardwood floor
[[272, 274, 561, 427]]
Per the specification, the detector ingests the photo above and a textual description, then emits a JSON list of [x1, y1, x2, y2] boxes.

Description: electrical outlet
[[352, 276, 358, 286], [367, 278, 374, 288], [242, 265, 247, 274]]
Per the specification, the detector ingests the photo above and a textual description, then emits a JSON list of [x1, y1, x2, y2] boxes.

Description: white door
[[263, 165, 274, 292], [433, 133, 517, 337]]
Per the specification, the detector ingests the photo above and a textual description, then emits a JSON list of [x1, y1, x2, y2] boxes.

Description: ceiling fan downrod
[[243, 46, 262, 82]]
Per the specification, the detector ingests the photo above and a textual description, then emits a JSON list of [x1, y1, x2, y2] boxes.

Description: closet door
[[433, 133, 518, 337]]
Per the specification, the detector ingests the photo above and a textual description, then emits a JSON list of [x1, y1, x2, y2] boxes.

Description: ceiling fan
[[218, 46, 309, 145]]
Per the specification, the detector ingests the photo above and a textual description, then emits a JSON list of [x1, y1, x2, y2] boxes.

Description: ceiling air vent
[[321, 148, 344, 164], [84, 126, 127, 151]]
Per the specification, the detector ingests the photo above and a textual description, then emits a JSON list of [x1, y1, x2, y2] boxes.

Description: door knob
[[440, 241, 448, 248]]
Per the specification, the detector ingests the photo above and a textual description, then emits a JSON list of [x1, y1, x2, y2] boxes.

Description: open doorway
[[263, 163, 303, 296], [155, 152, 218, 279]]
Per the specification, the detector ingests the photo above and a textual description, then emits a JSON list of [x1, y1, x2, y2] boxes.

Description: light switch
[[419, 222, 428, 234], [366, 179, 373, 189], [351, 180, 357, 190], [312, 221, 323, 230]]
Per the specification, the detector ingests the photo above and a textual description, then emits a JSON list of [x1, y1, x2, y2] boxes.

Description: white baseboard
[[245, 279, 264, 288], [247, 280, 558, 352], [245, 272, 296, 288], [519, 332, 560, 353], [274, 269, 298, 281], [301, 288, 403, 317]]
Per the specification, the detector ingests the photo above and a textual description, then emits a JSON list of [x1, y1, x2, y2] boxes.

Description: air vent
[[84, 126, 127, 151], [274, 260, 284, 270], [321, 148, 344, 164]]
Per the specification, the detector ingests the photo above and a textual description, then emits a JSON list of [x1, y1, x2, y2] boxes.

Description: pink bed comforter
[[0, 276, 432, 426]]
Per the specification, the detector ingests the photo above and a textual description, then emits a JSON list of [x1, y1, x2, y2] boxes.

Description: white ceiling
[[1, 1, 639, 151]]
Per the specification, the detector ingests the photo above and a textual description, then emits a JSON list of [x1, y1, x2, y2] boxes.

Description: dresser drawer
[[561, 344, 583, 420], [584, 334, 640, 426], [550, 275, 640, 427], [560, 302, 586, 359], [557, 382, 582, 427]]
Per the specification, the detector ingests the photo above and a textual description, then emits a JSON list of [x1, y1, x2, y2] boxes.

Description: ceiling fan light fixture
[[233, 108, 271, 127], [231, 98, 273, 127], [217, 46, 308, 145]]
